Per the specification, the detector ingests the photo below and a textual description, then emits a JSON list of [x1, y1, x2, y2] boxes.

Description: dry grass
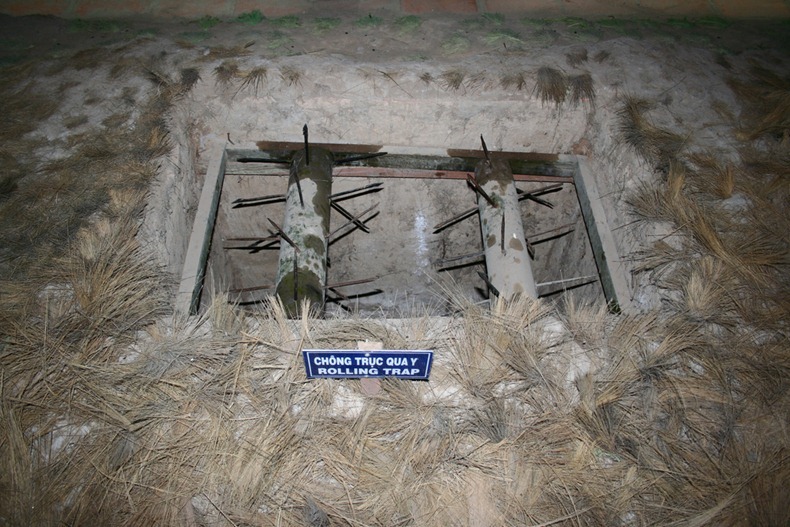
[[728, 65, 790, 141], [500, 71, 528, 91], [616, 66, 790, 524], [179, 67, 201, 92], [686, 152, 737, 198], [565, 46, 588, 68], [617, 96, 686, 170], [593, 50, 610, 63], [1, 19, 789, 527], [439, 69, 465, 91], [237, 66, 268, 96], [464, 71, 486, 91], [212, 60, 240, 88], [279, 66, 303, 87], [569, 72, 595, 108], [533, 66, 567, 106]]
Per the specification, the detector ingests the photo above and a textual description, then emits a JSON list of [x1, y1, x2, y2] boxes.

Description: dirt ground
[[3, 12, 786, 309], [1, 10, 788, 527]]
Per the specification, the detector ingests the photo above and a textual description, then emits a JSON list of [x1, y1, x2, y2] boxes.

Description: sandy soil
[[1, 11, 788, 526], [5, 12, 786, 315]]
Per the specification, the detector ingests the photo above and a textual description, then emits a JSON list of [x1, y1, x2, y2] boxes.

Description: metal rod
[[481, 135, 490, 163], [225, 235, 279, 242], [433, 184, 564, 234], [325, 277, 378, 289], [303, 124, 309, 166], [500, 211, 506, 254], [229, 284, 274, 293], [536, 275, 598, 297], [268, 218, 300, 253], [330, 201, 370, 233], [326, 166, 574, 184], [327, 203, 378, 239], [477, 271, 500, 298], [293, 257, 298, 305], [328, 287, 349, 301], [467, 173, 498, 208], [434, 250, 485, 266], [330, 182, 383, 202], [432, 208, 478, 234], [528, 223, 576, 243], [232, 194, 287, 208]]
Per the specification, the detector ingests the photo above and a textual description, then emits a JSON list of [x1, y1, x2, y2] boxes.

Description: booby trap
[[178, 129, 630, 317]]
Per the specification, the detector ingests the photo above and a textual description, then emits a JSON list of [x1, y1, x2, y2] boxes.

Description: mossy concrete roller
[[275, 147, 333, 316], [475, 158, 538, 300]]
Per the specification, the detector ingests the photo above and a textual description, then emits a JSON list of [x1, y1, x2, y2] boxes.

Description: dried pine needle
[[593, 50, 610, 63], [213, 60, 240, 88], [566, 47, 588, 68], [534, 66, 567, 105], [617, 96, 685, 169], [237, 66, 268, 96], [465, 71, 486, 91], [439, 69, 465, 91], [179, 67, 201, 92], [280, 66, 303, 86], [569, 72, 595, 107], [500, 71, 528, 91]]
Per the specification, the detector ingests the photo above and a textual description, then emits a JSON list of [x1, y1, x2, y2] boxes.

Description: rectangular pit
[[178, 145, 627, 317]]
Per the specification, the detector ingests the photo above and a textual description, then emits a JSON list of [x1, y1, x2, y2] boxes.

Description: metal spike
[[303, 124, 309, 166]]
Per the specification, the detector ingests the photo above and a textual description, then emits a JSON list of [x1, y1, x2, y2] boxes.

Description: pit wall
[[2, 0, 788, 19]]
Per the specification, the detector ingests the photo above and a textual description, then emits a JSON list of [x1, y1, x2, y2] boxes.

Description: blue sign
[[302, 349, 433, 380]]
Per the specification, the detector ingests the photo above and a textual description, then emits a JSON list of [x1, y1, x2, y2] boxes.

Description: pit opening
[[180, 144, 626, 317]]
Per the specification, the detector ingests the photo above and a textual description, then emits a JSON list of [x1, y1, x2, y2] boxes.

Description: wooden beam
[[571, 155, 633, 313], [225, 163, 574, 184], [176, 144, 227, 315]]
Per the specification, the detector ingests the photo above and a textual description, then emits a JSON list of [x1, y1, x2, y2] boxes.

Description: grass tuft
[[617, 96, 685, 169], [394, 15, 421, 33], [195, 15, 220, 29], [533, 66, 567, 106], [482, 13, 505, 25], [237, 66, 268, 96], [484, 28, 522, 45], [441, 34, 470, 55], [500, 71, 528, 91], [593, 49, 610, 63], [728, 66, 790, 141], [565, 46, 588, 67], [313, 17, 341, 32], [354, 14, 383, 28], [439, 69, 465, 91], [271, 15, 300, 28], [280, 66, 302, 86], [179, 67, 201, 92], [213, 60, 240, 88], [236, 10, 264, 25], [569, 72, 595, 107]]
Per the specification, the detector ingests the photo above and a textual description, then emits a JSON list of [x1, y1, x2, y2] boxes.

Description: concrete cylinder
[[275, 147, 333, 317], [475, 159, 538, 300]]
